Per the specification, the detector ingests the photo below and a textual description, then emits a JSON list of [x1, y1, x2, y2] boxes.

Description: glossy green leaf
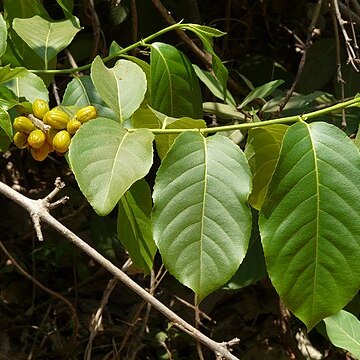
[[245, 124, 288, 210], [61, 75, 117, 120], [150, 42, 202, 119], [152, 132, 252, 301], [0, 108, 12, 139], [118, 179, 157, 274], [324, 310, 360, 358], [3, 71, 48, 103], [0, 14, 7, 58], [260, 122, 360, 330], [149, 108, 206, 159], [68, 118, 154, 216], [91, 57, 147, 122], [193, 64, 236, 107], [239, 80, 284, 109], [13, 16, 80, 65]]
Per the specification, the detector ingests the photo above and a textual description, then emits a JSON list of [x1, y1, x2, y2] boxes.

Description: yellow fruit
[[76, 106, 97, 123], [52, 130, 71, 153], [27, 129, 46, 149], [46, 128, 59, 145], [31, 142, 52, 161], [13, 132, 28, 149], [32, 99, 50, 120], [67, 119, 82, 134], [43, 109, 70, 130], [13, 116, 35, 133]]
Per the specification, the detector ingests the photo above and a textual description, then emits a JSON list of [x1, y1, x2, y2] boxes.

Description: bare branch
[[0, 180, 240, 360]]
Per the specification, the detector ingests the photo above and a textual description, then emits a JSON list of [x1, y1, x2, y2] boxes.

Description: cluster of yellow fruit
[[13, 99, 97, 161]]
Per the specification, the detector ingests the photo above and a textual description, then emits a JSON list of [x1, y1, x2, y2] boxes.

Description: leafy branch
[[29, 22, 189, 75]]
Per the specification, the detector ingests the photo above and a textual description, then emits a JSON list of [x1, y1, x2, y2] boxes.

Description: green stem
[[29, 22, 185, 75], [127, 96, 360, 134]]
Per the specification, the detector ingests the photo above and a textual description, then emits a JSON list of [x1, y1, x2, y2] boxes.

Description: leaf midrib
[[199, 135, 207, 297], [103, 131, 128, 206], [307, 123, 320, 322], [154, 47, 173, 116]]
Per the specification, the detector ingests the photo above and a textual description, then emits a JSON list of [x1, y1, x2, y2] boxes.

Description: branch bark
[[0, 180, 240, 360]]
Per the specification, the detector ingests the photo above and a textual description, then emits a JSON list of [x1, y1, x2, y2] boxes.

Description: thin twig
[[331, 0, 347, 128], [28, 114, 51, 132], [65, 49, 82, 76], [195, 296, 205, 360], [339, 0, 360, 24], [52, 81, 61, 106], [278, 0, 324, 112], [333, 0, 359, 71], [84, 276, 119, 360], [131, 0, 138, 55], [0, 180, 240, 360]]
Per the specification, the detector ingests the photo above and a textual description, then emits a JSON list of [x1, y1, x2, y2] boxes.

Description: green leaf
[[57, 0, 74, 13], [150, 42, 203, 119], [0, 66, 27, 84], [149, 108, 206, 159], [225, 210, 267, 290], [152, 132, 252, 301], [3, 70, 48, 103], [0, 108, 12, 139], [203, 102, 245, 121], [12, 16, 80, 66], [68, 118, 154, 216], [185, 24, 226, 38], [118, 179, 157, 275], [91, 57, 147, 123], [184, 24, 228, 98], [245, 124, 288, 210], [324, 310, 360, 358], [4, 0, 50, 24], [355, 127, 360, 150], [132, 104, 160, 129], [262, 91, 324, 116], [239, 80, 284, 109], [259, 122, 360, 330], [0, 86, 32, 113], [193, 64, 236, 107], [61, 75, 117, 120], [0, 14, 7, 58]]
